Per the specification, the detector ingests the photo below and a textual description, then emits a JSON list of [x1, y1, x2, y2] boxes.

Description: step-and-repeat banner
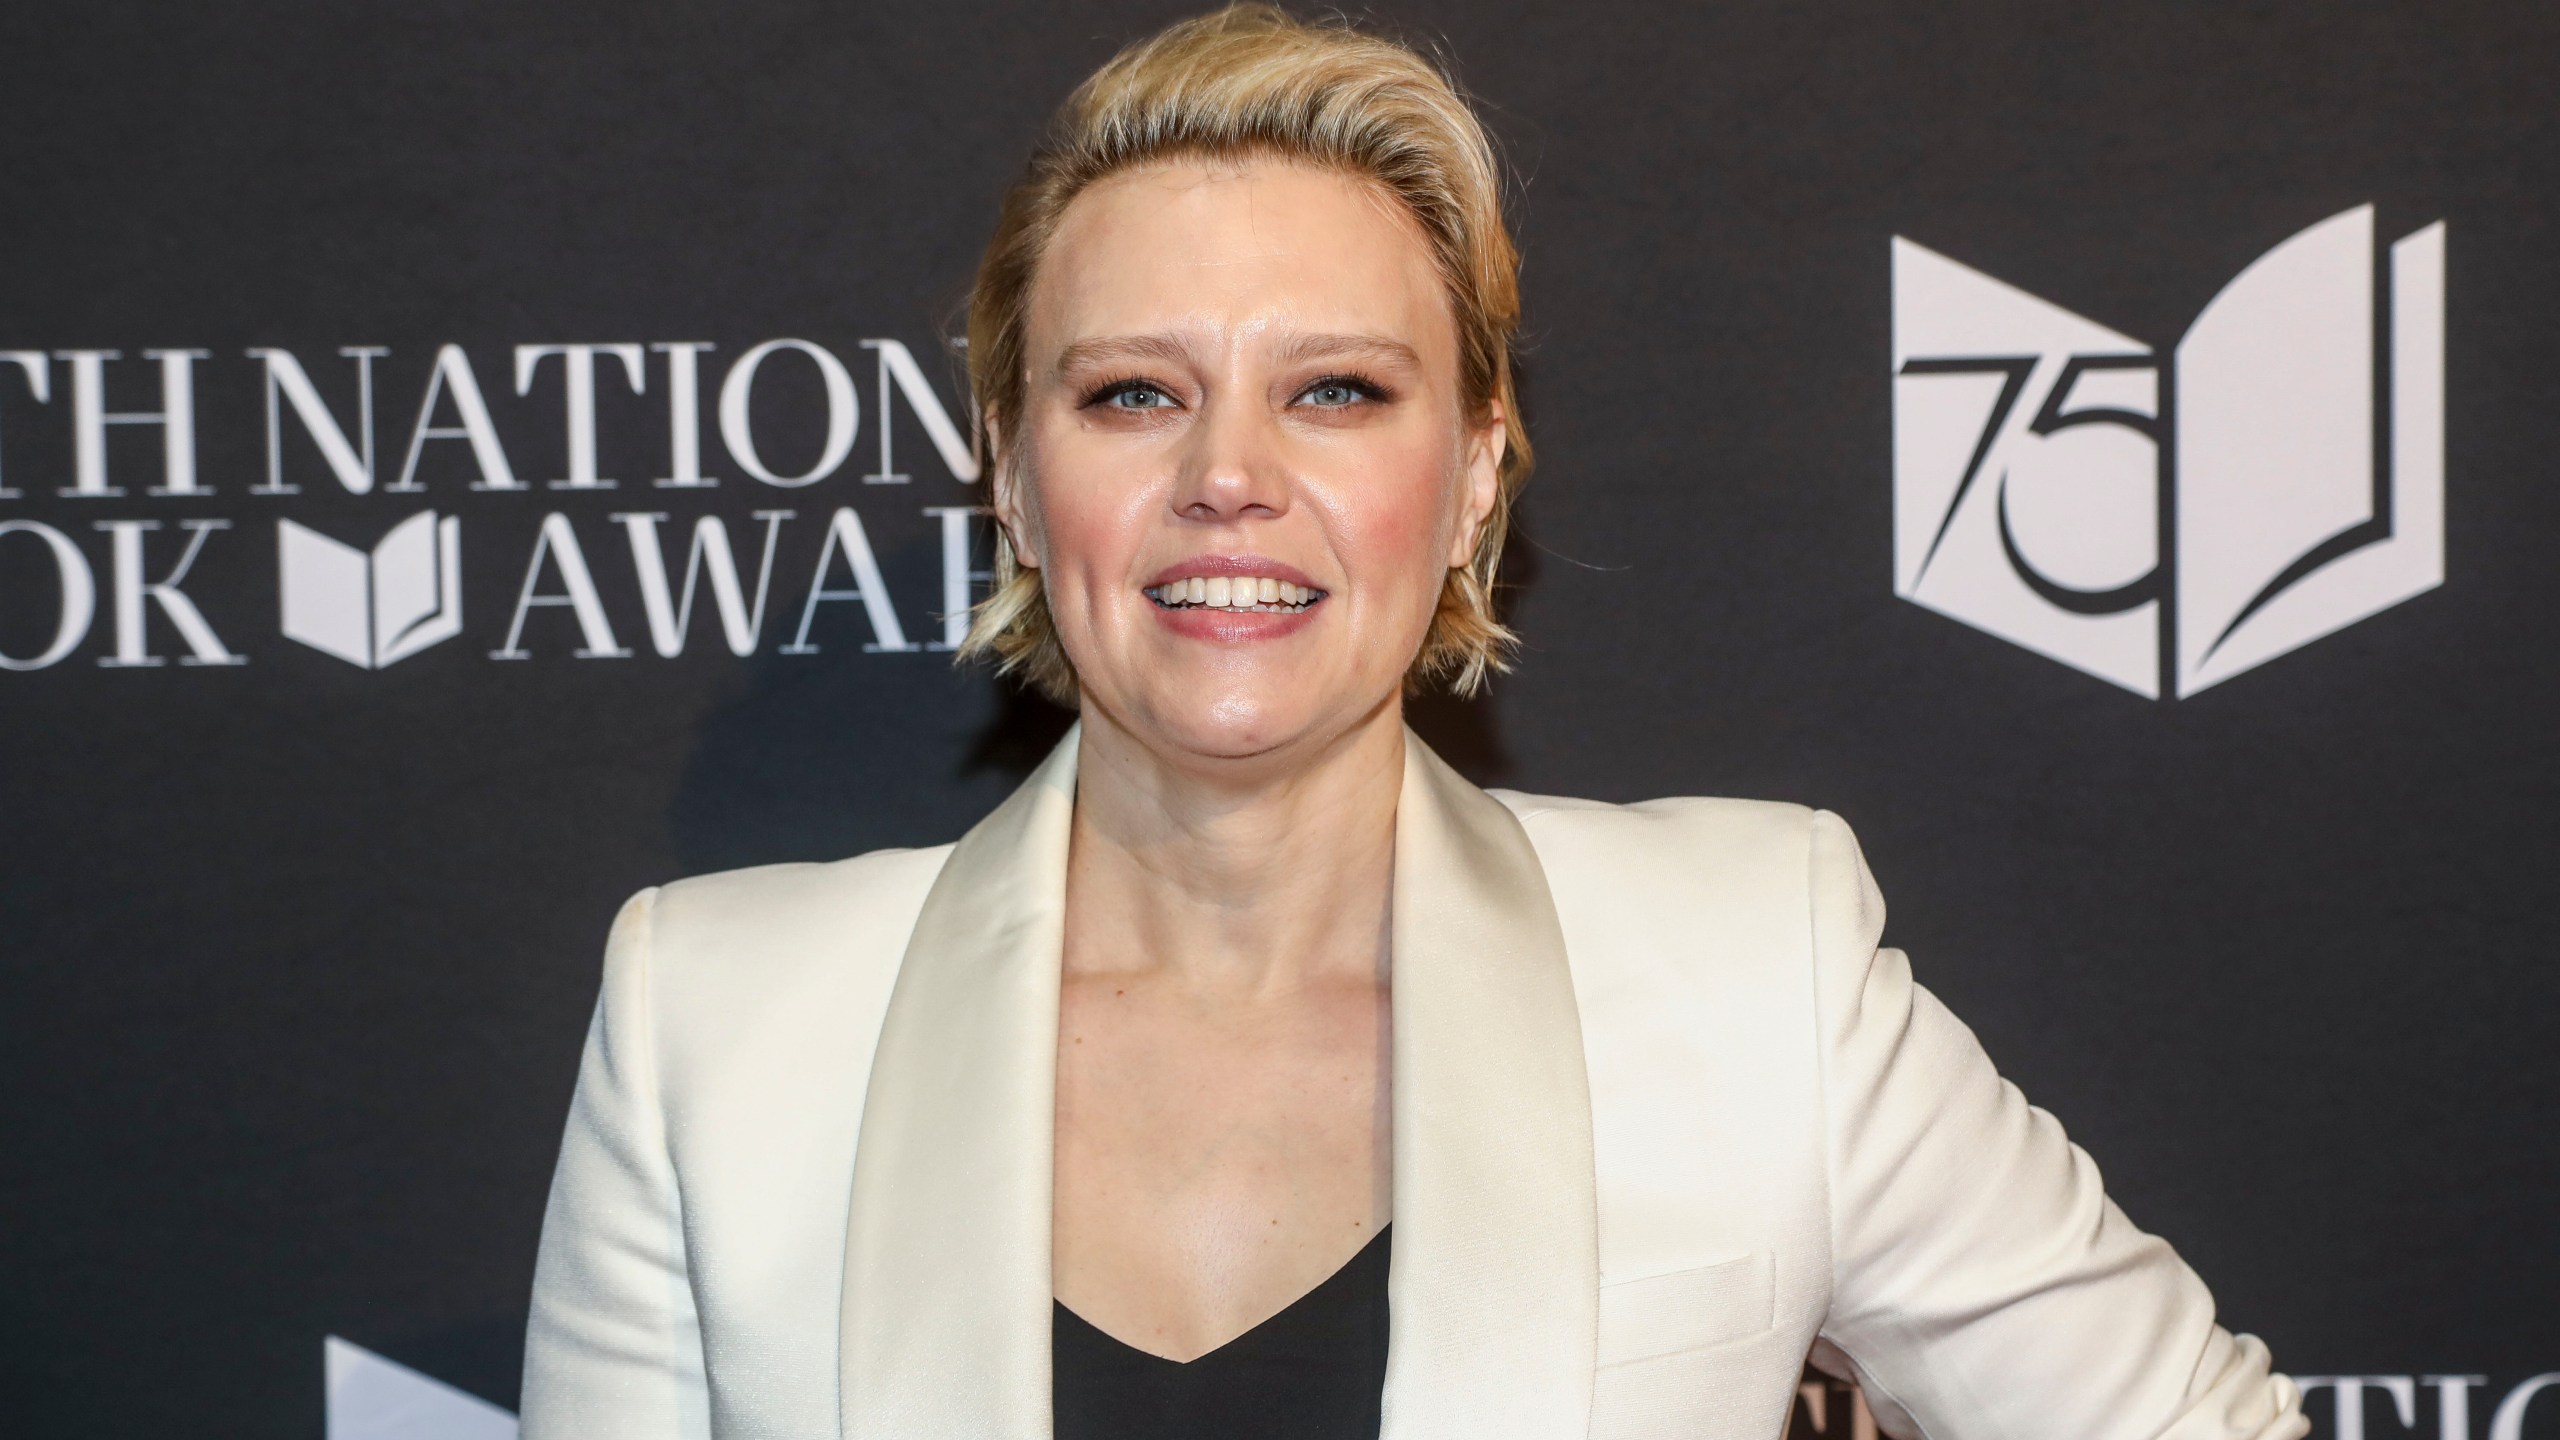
[[2, 2, 2552, 1436]]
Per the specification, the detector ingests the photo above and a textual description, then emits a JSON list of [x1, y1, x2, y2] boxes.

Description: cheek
[[1326, 439, 1460, 612], [1018, 427, 1153, 598]]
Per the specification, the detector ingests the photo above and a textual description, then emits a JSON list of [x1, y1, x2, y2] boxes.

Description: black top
[[1052, 1225, 1391, 1440]]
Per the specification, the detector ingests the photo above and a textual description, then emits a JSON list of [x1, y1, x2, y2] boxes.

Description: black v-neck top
[[1052, 1225, 1391, 1440]]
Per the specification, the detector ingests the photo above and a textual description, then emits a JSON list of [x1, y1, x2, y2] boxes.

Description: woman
[[522, 8, 2309, 1439]]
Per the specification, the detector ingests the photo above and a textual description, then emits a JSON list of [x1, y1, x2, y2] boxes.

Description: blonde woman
[[522, 8, 2308, 1439]]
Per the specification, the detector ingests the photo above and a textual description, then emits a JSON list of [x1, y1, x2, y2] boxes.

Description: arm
[[520, 889, 714, 1440], [1807, 811, 2306, 1440]]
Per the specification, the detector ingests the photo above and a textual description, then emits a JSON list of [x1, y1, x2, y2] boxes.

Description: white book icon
[[1893, 204, 2444, 697], [278, 511, 463, 668]]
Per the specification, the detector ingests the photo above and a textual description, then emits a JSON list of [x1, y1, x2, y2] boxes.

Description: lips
[[1142, 556, 1327, 614], [1145, 574, 1322, 612]]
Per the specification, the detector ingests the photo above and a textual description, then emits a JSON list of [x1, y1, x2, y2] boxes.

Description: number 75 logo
[[1892, 205, 2443, 698]]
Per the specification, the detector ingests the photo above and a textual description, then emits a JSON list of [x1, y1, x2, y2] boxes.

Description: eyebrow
[[1272, 332, 1422, 369], [1054, 334, 1193, 375], [1051, 331, 1423, 375]]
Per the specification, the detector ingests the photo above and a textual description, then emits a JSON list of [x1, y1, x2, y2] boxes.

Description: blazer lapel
[[836, 725, 1599, 1439], [1383, 732, 1601, 1440], [839, 727, 1079, 1439]]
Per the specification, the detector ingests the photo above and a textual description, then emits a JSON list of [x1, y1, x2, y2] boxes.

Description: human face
[[999, 157, 1503, 767]]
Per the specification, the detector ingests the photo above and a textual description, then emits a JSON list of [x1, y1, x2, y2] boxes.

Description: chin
[[1161, 696, 1314, 761], [1119, 681, 1351, 766]]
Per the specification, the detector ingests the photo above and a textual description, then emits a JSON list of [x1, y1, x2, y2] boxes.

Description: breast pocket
[[1597, 1251, 1775, 1366], [1590, 1252, 1783, 1440]]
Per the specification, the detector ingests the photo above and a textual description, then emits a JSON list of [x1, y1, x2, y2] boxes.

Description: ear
[[985, 413, 1042, 569], [1447, 401, 1507, 568]]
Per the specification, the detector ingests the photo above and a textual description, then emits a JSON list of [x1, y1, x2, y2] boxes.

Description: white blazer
[[522, 728, 2308, 1440]]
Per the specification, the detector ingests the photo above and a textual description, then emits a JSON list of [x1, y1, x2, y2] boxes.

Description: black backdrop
[[2, 2, 2553, 1436]]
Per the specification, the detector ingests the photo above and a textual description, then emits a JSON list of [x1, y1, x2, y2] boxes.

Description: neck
[[1063, 699, 1405, 1000]]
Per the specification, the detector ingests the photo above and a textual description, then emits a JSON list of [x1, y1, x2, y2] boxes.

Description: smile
[[1143, 575, 1326, 613]]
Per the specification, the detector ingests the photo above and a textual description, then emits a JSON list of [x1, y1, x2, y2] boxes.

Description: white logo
[[1892, 205, 2445, 698], [2294, 1374, 2560, 1440], [278, 510, 462, 668], [0, 335, 988, 672]]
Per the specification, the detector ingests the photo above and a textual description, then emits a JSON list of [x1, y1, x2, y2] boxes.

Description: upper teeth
[[1146, 575, 1322, 610]]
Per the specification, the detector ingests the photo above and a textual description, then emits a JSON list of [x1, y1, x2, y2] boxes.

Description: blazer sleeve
[[520, 888, 715, 1440], [1805, 810, 2307, 1440]]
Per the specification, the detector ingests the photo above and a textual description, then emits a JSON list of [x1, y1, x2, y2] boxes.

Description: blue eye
[[1100, 382, 1175, 410], [1298, 376, 1378, 408]]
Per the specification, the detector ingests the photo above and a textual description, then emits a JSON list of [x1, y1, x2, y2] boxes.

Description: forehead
[[1030, 157, 1453, 359]]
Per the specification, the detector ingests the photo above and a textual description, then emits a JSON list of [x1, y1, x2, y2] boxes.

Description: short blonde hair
[[958, 2, 1531, 703]]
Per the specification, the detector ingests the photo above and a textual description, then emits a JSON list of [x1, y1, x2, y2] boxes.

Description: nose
[[1168, 393, 1289, 526]]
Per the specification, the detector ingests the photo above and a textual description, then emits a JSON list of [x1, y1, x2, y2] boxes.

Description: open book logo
[[278, 511, 463, 668], [1892, 205, 2445, 698]]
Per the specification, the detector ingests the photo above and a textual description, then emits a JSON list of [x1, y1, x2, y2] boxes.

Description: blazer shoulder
[[638, 842, 955, 990], [1493, 786, 1824, 857], [1492, 788, 1871, 952]]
